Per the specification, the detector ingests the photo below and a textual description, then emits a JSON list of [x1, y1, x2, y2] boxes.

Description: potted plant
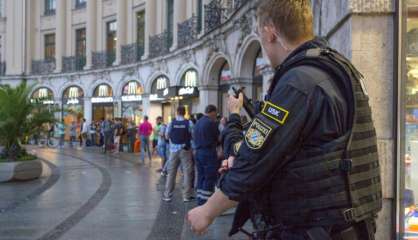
[[0, 81, 56, 182]]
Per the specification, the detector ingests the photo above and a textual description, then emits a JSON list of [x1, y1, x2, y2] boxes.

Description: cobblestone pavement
[[0, 146, 250, 240]]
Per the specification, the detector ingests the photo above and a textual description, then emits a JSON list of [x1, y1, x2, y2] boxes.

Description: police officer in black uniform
[[187, 0, 382, 239]]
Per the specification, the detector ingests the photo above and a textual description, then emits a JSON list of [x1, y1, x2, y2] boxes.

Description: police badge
[[245, 118, 273, 150]]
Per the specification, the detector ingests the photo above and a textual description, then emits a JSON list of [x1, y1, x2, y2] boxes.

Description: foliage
[[0, 81, 57, 161]]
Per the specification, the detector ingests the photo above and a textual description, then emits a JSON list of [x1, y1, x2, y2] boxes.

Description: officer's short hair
[[177, 106, 186, 116], [257, 0, 314, 44], [205, 105, 217, 114]]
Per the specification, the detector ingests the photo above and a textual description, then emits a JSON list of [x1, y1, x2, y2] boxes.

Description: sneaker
[[161, 171, 168, 177], [183, 196, 195, 202], [156, 169, 163, 173], [162, 197, 172, 202]]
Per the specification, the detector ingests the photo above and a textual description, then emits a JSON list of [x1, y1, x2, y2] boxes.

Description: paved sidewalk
[[0, 146, 251, 240]]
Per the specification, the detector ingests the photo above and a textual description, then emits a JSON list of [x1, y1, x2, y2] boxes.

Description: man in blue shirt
[[193, 105, 220, 205], [163, 106, 194, 202]]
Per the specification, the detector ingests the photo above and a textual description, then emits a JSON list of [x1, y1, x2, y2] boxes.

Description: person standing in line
[[80, 118, 88, 148], [102, 118, 113, 153], [152, 119, 160, 156], [69, 121, 77, 148], [193, 105, 220, 205], [127, 120, 137, 153], [163, 106, 194, 203], [156, 117, 168, 173], [89, 122, 97, 146], [138, 116, 153, 163], [113, 118, 123, 154], [56, 120, 66, 148]]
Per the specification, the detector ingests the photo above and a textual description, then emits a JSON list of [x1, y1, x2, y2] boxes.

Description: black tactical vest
[[266, 46, 382, 228]]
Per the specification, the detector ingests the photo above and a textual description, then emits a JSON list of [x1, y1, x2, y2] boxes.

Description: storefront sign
[[30, 99, 55, 105], [177, 87, 199, 98], [150, 94, 163, 101], [122, 95, 142, 102], [91, 97, 114, 103], [65, 98, 81, 105]]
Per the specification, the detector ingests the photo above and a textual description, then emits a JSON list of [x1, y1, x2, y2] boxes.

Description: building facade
[[0, 0, 408, 239]]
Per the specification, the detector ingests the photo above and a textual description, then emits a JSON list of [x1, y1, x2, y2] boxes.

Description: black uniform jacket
[[218, 39, 350, 233]]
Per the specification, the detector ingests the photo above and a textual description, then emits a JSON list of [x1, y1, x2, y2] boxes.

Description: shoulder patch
[[261, 101, 289, 125], [245, 118, 273, 150]]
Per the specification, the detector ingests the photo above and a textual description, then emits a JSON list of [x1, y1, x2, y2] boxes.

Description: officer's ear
[[262, 23, 278, 44]]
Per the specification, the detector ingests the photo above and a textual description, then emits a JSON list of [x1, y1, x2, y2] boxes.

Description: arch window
[[181, 69, 198, 87], [123, 81, 143, 96], [32, 87, 53, 100], [93, 84, 113, 97], [220, 61, 232, 82]]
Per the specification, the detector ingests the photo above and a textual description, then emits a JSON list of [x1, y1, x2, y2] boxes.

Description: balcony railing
[[63, 56, 86, 72], [149, 31, 172, 58], [121, 43, 144, 65], [178, 16, 198, 49], [44, 9, 56, 16], [204, 0, 226, 33], [75, 1, 86, 10], [92, 51, 115, 69], [32, 59, 56, 75]]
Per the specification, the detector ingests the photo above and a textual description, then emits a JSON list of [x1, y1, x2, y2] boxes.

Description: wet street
[[0, 147, 247, 240]]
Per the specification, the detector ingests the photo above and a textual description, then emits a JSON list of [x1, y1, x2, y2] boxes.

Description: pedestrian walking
[[193, 105, 220, 205], [138, 116, 153, 163], [89, 122, 97, 146], [163, 106, 194, 202]]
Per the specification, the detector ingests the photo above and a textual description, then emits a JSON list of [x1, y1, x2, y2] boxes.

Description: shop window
[[44, 0, 56, 16], [44, 33, 55, 60], [166, 0, 174, 47], [63, 86, 84, 99], [106, 20, 117, 65], [154, 76, 169, 91], [75, 0, 86, 9], [94, 84, 113, 97], [32, 88, 53, 100], [181, 70, 198, 87], [123, 81, 143, 96], [136, 11, 145, 48], [401, 2, 418, 238], [220, 61, 232, 82], [0, 0, 5, 17]]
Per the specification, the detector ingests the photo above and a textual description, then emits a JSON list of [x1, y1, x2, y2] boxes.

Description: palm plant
[[0, 81, 56, 161]]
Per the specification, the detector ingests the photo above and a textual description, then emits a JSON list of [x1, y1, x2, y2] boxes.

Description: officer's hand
[[187, 205, 214, 236], [218, 156, 235, 174], [228, 93, 243, 114]]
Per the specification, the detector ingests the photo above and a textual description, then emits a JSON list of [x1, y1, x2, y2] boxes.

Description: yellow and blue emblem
[[245, 118, 273, 150], [261, 101, 289, 125]]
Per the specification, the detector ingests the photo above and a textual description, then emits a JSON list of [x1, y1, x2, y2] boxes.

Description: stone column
[[114, 0, 127, 66], [142, 94, 151, 116], [198, 85, 218, 113], [85, 0, 97, 70], [170, 0, 187, 51], [313, 1, 395, 239], [55, 0, 66, 73], [143, 0, 156, 59], [115, 99, 122, 118], [5, 0, 26, 75], [84, 98, 92, 124], [25, 0, 35, 74]]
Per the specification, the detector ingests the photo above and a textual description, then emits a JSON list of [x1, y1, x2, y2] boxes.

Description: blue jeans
[[140, 136, 152, 162], [196, 149, 220, 205], [157, 142, 168, 169]]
